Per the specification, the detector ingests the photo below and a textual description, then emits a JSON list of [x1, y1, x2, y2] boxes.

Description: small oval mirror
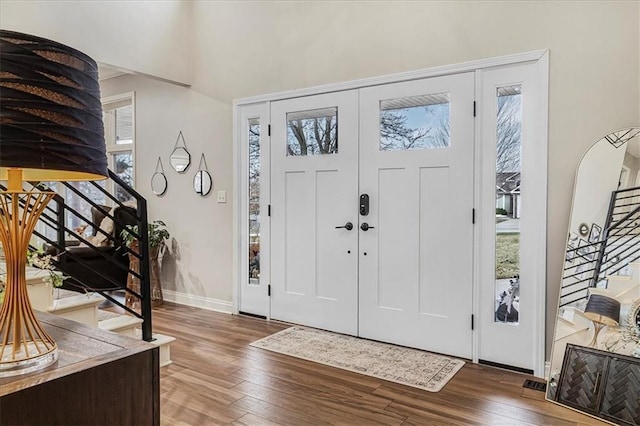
[[194, 170, 212, 196], [170, 146, 191, 173], [151, 172, 168, 196]]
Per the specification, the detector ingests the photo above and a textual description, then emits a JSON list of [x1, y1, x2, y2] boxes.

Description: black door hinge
[[473, 101, 476, 117], [268, 124, 271, 136], [268, 204, 271, 216], [471, 314, 475, 330], [268, 284, 271, 296], [472, 208, 475, 224]]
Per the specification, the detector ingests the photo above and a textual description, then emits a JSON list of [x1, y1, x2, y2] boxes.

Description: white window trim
[[233, 50, 549, 377], [102, 92, 136, 200]]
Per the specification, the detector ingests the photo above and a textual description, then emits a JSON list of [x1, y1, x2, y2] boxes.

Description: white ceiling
[[98, 64, 128, 81]]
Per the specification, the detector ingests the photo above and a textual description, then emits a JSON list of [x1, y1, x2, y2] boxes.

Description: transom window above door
[[379, 92, 450, 151], [286, 107, 338, 156]]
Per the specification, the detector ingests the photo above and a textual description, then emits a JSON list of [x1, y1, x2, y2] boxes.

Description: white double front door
[[270, 73, 475, 358]]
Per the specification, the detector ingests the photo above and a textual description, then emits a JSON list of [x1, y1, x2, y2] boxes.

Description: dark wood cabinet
[[600, 357, 640, 425], [0, 313, 159, 426], [556, 344, 640, 426]]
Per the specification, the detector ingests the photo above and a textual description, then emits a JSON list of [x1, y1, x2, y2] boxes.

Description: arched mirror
[[151, 157, 168, 196], [547, 128, 640, 420], [170, 131, 191, 173], [193, 153, 212, 196]]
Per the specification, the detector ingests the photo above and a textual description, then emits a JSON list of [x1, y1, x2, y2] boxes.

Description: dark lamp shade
[[0, 30, 108, 181], [584, 294, 620, 327]]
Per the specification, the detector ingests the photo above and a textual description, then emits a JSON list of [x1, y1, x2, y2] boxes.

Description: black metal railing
[[560, 185, 640, 308], [3, 170, 153, 342]]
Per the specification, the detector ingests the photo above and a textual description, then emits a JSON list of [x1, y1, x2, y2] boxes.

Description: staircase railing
[[560, 185, 640, 308], [3, 170, 153, 342]]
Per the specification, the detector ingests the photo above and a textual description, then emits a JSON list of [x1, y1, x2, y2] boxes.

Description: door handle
[[593, 371, 601, 394], [335, 222, 353, 231], [360, 222, 375, 231]]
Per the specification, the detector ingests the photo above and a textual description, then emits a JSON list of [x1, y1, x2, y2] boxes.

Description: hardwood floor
[[153, 302, 605, 425]]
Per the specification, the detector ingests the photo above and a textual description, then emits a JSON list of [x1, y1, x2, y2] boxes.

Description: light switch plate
[[217, 190, 227, 203]]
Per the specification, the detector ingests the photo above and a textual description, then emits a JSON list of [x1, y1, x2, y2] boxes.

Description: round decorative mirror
[[170, 131, 191, 173], [151, 157, 168, 196], [194, 153, 212, 196], [151, 172, 167, 196], [194, 170, 212, 196], [578, 223, 589, 237]]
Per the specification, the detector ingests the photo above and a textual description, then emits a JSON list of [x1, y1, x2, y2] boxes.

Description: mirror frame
[[547, 127, 640, 418], [194, 169, 212, 196], [170, 146, 191, 173], [151, 171, 168, 196]]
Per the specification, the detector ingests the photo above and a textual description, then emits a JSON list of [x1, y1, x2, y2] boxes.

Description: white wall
[[191, 1, 639, 356], [623, 152, 640, 187], [100, 75, 233, 307], [2, 1, 639, 356], [0, 0, 192, 85]]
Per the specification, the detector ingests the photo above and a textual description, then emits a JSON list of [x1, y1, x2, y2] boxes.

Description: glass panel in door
[[494, 85, 522, 324], [379, 93, 450, 151], [248, 118, 261, 284]]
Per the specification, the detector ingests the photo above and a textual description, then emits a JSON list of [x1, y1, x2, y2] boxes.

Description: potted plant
[[121, 220, 169, 308]]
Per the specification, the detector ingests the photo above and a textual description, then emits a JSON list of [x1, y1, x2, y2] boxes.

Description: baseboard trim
[[163, 290, 233, 314]]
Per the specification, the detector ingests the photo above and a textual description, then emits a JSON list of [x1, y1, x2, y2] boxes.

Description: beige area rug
[[250, 326, 464, 392]]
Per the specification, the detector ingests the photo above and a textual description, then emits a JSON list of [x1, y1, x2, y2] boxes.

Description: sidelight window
[[248, 118, 261, 284], [494, 85, 522, 325]]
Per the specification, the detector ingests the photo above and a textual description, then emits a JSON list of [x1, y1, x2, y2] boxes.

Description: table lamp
[[583, 293, 620, 349], [0, 30, 108, 376]]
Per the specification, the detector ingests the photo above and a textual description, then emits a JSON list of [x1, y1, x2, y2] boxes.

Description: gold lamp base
[[0, 189, 58, 377]]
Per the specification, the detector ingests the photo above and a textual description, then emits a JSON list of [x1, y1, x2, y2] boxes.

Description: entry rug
[[250, 326, 464, 392]]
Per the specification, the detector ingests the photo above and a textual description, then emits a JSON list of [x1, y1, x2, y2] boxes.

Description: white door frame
[[234, 101, 271, 318], [233, 49, 549, 377], [475, 63, 548, 374]]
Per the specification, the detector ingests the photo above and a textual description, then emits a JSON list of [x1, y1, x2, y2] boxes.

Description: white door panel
[[271, 74, 475, 358], [270, 91, 359, 335], [358, 73, 475, 358]]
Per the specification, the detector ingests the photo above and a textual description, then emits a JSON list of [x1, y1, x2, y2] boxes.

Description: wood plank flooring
[[153, 302, 606, 425]]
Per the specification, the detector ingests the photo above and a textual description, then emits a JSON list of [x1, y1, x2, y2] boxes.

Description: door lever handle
[[335, 222, 353, 231], [360, 223, 375, 231]]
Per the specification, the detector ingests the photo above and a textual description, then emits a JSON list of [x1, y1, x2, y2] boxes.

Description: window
[[104, 96, 135, 202], [494, 85, 522, 324], [248, 118, 261, 283], [286, 107, 337, 156], [379, 93, 450, 151], [62, 93, 135, 234]]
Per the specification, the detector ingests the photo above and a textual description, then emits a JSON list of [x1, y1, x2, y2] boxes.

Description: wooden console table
[[0, 312, 159, 425]]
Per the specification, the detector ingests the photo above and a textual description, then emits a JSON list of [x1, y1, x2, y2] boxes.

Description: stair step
[[133, 330, 176, 367], [152, 333, 176, 367], [98, 314, 143, 338], [48, 293, 102, 327]]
